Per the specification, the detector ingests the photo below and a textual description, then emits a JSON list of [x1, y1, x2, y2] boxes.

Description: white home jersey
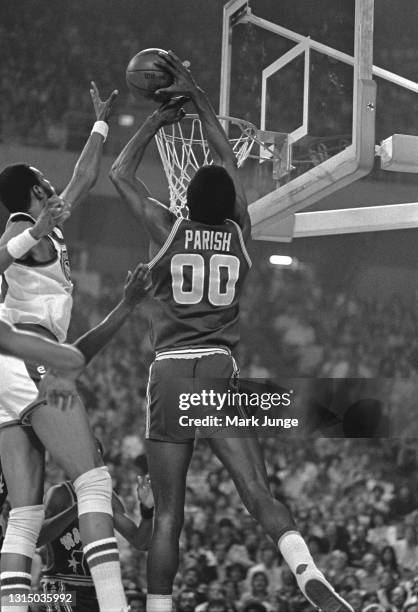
[[0, 213, 73, 342]]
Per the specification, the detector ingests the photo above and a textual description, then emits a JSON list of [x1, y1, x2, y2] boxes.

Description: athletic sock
[[0, 571, 32, 612], [147, 594, 173, 612], [84, 537, 127, 612], [278, 531, 317, 575]]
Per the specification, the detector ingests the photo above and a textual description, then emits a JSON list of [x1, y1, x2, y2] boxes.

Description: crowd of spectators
[[30, 260, 417, 611], [1, 5, 417, 608], [1, 0, 417, 157]]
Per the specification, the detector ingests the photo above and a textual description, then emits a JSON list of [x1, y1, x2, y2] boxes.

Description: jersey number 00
[[171, 253, 240, 306]]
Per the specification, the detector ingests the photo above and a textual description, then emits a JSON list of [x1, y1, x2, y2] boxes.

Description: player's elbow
[[109, 165, 130, 185], [57, 346, 85, 371]]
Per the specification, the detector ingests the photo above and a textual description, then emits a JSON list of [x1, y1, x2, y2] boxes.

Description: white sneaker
[[295, 564, 355, 612]]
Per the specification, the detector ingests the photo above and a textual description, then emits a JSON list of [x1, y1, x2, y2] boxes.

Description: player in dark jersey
[[37, 454, 154, 612], [110, 52, 353, 612]]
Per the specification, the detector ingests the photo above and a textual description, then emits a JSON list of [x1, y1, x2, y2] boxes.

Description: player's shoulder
[[225, 218, 252, 266], [7, 212, 35, 225], [0, 215, 34, 245]]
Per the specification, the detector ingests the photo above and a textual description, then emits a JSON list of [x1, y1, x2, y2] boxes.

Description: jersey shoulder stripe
[[226, 219, 252, 267], [148, 217, 183, 270], [7, 212, 35, 226]]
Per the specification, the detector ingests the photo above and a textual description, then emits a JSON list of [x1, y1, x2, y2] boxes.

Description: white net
[[155, 114, 258, 217]]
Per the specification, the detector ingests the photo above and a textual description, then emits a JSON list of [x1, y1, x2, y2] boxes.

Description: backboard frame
[[220, 0, 418, 240]]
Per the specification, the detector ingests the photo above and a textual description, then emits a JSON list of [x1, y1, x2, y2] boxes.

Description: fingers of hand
[[65, 395, 73, 411], [157, 52, 178, 71], [90, 81, 99, 99], [106, 90, 119, 105], [167, 50, 183, 66]]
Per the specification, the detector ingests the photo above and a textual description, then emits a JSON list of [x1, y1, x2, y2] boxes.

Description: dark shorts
[[40, 578, 98, 612], [146, 347, 240, 443]]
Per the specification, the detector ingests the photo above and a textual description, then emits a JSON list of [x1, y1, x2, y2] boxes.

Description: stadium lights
[[269, 255, 293, 266], [118, 114, 135, 127]]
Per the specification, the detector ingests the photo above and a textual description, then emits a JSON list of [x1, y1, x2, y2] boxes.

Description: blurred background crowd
[[1, 0, 417, 158], [29, 263, 416, 611]]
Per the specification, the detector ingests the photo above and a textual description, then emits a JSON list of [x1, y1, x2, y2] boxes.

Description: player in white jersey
[[0, 83, 134, 612]]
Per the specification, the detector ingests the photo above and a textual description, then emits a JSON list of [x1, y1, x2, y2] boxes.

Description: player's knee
[[2, 505, 45, 557], [73, 466, 112, 516], [154, 508, 184, 537]]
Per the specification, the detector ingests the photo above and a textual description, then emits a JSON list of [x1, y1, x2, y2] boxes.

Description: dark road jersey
[[148, 217, 251, 353], [43, 482, 93, 587]]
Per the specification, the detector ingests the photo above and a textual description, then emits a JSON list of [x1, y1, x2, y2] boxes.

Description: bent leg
[[30, 397, 127, 612], [208, 435, 296, 539], [208, 436, 354, 612]]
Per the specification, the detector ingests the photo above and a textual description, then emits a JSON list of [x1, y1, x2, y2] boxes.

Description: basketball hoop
[[155, 114, 258, 217]]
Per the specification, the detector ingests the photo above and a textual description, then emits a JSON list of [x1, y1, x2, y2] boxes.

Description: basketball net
[[155, 114, 258, 217]]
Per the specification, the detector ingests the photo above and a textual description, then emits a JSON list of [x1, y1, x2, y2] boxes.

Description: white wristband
[[91, 120, 109, 141], [7, 228, 40, 259]]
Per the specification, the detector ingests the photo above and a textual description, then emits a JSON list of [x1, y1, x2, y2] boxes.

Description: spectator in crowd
[[393, 525, 418, 576], [239, 572, 274, 611], [246, 542, 282, 596], [379, 546, 400, 578], [356, 553, 382, 593]]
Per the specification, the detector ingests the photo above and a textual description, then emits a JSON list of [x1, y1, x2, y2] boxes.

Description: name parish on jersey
[[184, 229, 232, 251]]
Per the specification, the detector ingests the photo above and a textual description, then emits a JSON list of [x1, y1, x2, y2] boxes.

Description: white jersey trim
[[148, 217, 183, 270], [155, 347, 231, 360], [145, 361, 155, 439], [226, 219, 252, 268]]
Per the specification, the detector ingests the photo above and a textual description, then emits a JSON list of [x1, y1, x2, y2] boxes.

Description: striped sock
[[147, 594, 173, 612], [84, 537, 127, 612], [1, 571, 31, 612]]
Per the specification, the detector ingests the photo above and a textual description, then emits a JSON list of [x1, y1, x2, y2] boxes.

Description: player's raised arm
[[156, 51, 251, 240], [0, 320, 85, 371], [74, 263, 150, 363], [39, 264, 151, 407], [111, 476, 154, 551], [60, 82, 118, 211], [109, 98, 187, 247]]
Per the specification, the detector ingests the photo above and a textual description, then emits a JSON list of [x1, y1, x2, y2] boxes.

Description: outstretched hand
[[123, 263, 152, 308], [90, 81, 119, 122], [152, 96, 189, 127], [32, 196, 70, 238], [136, 475, 154, 509], [154, 50, 197, 99]]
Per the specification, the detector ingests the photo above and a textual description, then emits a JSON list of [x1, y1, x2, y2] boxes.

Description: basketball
[[126, 48, 173, 101]]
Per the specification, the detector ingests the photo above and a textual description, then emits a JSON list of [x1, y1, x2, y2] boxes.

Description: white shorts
[[0, 353, 41, 428]]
